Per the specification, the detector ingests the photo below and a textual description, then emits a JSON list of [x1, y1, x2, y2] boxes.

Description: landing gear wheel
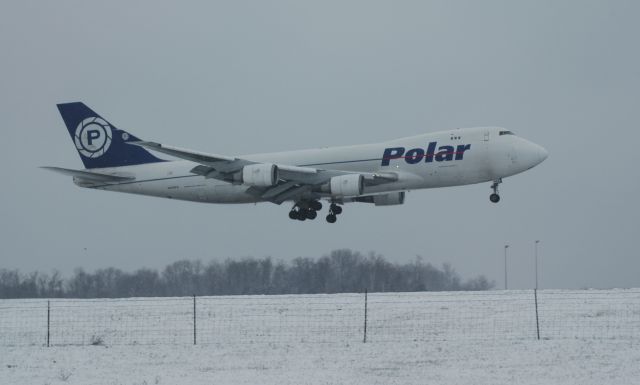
[[489, 179, 502, 204], [289, 205, 307, 221], [326, 203, 342, 223], [290, 201, 323, 222]]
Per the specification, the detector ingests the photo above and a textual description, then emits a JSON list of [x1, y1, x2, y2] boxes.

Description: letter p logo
[[74, 117, 113, 158], [381, 147, 405, 166], [87, 129, 101, 146]]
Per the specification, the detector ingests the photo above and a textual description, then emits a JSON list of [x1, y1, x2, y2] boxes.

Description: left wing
[[130, 141, 397, 204], [42, 166, 135, 183]]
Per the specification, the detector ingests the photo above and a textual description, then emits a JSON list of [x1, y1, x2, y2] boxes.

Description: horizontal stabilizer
[[41, 167, 135, 182]]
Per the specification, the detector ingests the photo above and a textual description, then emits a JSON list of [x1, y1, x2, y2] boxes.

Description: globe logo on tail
[[74, 117, 112, 158]]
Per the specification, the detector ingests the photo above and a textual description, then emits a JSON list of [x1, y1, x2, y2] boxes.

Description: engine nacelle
[[330, 174, 363, 197], [242, 163, 278, 187], [373, 192, 405, 206]]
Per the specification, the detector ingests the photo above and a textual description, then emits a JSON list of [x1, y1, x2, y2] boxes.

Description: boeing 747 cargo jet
[[44, 102, 548, 223]]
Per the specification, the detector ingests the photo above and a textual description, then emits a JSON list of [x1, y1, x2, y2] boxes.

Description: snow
[[2, 340, 639, 385], [1, 290, 639, 384]]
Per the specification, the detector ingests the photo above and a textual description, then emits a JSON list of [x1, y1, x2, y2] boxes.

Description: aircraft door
[[479, 129, 492, 180]]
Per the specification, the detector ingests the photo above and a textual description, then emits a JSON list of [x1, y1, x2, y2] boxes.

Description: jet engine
[[242, 163, 278, 186], [329, 174, 363, 197], [373, 192, 405, 206]]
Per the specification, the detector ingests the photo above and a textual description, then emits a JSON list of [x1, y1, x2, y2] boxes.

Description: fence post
[[47, 300, 50, 347], [534, 289, 540, 340], [363, 288, 368, 343], [193, 295, 197, 345]]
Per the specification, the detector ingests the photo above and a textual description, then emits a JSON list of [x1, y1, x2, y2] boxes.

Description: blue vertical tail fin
[[57, 102, 165, 169]]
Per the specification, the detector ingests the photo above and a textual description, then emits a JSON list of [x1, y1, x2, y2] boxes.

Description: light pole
[[504, 244, 509, 290], [535, 240, 540, 289]]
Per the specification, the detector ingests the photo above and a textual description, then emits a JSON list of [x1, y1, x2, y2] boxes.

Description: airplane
[[44, 102, 548, 223]]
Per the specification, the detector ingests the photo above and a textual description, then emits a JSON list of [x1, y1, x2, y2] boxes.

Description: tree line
[[0, 249, 493, 299]]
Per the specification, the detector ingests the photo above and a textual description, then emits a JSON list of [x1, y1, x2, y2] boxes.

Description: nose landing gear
[[490, 179, 502, 203]]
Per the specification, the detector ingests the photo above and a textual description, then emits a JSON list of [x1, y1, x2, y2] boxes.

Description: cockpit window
[[499, 130, 515, 136]]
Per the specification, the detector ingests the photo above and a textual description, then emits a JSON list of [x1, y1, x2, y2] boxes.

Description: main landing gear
[[289, 200, 323, 221], [288, 201, 343, 224], [490, 179, 502, 203], [325, 203, 343, 224]]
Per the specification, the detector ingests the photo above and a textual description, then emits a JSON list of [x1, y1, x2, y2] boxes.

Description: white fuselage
[[76, 127, 547, 204]]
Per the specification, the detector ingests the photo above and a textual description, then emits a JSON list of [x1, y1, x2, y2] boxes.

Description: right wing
[[130, 141, 398, 204]]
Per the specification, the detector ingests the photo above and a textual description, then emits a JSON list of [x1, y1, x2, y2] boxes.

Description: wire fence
[[0, 289, 638, 346]]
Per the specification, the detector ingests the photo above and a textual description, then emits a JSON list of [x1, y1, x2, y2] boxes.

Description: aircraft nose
[[522, 140, 548, 168], [537, 145, 548, 163]]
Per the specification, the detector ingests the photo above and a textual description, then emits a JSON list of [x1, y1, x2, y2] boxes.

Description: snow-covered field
[[1, 290, 639, 384]]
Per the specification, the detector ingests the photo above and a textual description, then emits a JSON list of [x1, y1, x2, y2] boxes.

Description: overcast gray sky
[[1, 0, 639, 289]]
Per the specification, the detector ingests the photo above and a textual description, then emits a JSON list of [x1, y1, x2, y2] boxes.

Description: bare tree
[[0, 250, 494, 298]]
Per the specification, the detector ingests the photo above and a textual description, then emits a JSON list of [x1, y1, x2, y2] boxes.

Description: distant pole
[[535, 240, 540, 290], [534, 289, 540, 340], [504, 245, 509, 290], [363, 288, 368, 343], [47, 300, 50, 348], [193, 295, 197, 345]]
